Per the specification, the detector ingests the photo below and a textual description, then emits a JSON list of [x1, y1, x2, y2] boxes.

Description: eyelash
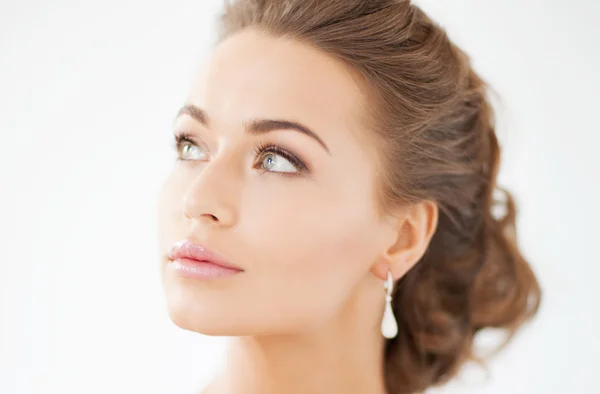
[[174, 132, 193, 149], [252, 141, 309, 174], [173, 133, 309, 174]]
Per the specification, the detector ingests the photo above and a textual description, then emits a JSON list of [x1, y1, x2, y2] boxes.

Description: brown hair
[[217, 1, 541, 392]]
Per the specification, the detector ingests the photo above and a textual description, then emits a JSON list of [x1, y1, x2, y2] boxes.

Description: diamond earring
[[381, 271, 398, 339]]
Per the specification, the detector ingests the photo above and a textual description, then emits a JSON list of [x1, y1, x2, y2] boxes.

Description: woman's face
[[158, 29, 394, 335]]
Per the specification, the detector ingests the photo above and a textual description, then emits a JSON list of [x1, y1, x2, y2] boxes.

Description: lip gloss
[[167, 240, 243, 280]]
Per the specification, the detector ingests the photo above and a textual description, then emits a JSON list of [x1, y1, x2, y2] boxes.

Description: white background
[[1, 1, 598, 393]]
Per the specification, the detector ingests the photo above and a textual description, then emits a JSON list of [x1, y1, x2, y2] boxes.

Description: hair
[[217, 1, 541, 392]]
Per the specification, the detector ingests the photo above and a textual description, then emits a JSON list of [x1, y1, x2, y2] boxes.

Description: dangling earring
[[381, 271, 398, 339]]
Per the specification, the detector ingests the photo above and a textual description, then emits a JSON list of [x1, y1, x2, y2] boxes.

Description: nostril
[[204, 213, 219, 222]]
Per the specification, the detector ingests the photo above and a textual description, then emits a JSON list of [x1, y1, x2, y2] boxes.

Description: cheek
[[240, 184, 380, 325], [246, 175, 381, 273]]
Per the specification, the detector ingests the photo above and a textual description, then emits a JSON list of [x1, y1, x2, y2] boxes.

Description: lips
[[168, 239, 243, 272]]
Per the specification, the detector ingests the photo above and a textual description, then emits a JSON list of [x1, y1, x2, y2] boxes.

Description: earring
[[381, 271, 398, 339]]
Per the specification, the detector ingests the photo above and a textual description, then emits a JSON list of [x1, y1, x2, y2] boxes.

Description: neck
[[202, 276, 388, 394]]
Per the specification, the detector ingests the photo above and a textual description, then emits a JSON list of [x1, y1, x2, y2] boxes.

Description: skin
[[158, 28, 438, 394]]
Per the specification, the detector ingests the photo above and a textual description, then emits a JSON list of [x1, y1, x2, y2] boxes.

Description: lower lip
[[167, 258, 243, 279]]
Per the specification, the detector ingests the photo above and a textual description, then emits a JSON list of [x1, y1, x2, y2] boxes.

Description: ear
[[370, 200, 439, 281]]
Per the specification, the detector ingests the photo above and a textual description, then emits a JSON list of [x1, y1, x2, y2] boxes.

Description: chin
[[164, 295, 242, 336], [167, 309, 230, 336], [161, 281, 246, 336], [160, 269, 323, 337], [163, 293, 308, 337]]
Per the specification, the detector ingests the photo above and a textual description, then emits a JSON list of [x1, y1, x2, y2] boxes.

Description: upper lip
[[168, 239, 243, 271]]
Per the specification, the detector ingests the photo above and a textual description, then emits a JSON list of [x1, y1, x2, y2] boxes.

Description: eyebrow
[[175, 104, 330, 154]]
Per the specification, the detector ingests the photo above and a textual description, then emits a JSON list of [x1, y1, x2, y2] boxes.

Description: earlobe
[[370, 261, 391, 281]]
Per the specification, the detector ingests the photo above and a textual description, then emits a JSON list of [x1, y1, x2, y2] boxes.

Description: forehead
[[188, 28, 370, 148]]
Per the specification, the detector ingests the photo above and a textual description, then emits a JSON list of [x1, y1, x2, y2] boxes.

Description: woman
[[158, 1, 541, 393]]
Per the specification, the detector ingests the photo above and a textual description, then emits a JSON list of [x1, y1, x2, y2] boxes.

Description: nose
[[182, 158, 240, 228]]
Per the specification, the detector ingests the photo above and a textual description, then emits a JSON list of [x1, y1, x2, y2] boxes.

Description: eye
[[261, 152, 297, 173], [254, 143, 308, 174], [174, 134, 208, 161]]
